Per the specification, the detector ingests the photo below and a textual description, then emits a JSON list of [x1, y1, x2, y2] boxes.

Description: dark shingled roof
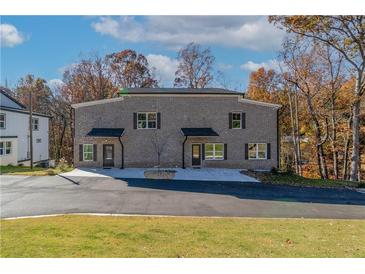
[[120, 88, 243, 95], [0, 86, 26, 109], [87, 128, 125, 137], [181, 128, 219, 137]]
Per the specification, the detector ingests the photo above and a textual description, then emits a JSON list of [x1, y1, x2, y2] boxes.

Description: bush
[[56, 158, 69, 171], [270, 167, 278, 174]]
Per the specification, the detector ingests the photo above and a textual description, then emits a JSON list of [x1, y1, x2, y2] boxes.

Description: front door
[[103, 144, 114, 167], [192, 144, 201, 167]]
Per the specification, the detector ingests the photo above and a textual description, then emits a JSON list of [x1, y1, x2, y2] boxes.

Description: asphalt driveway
[[1, 175, 365, 219]]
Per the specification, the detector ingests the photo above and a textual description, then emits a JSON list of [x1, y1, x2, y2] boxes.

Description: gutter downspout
[[182, 136, 188, 169], [118, 134, 124, 169]]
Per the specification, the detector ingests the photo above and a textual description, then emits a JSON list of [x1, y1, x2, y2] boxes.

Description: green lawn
[[0, 165, 73, 176], [1, 215, 364, 257], [243, 171, 364, 189]]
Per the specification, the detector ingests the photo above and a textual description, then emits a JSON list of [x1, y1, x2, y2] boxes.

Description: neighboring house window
[[83, 144, 93, 161], [0, 113, 5, 129], [248, 143, 267, 160], [137, 112, 157, 129], [0, 141, 12, 156], [232, 112, 241, 129], [205, 143, 224, 160], [5, 141, 11, 155], [36, 138, 42, 143], [32, 118, 39, 131]]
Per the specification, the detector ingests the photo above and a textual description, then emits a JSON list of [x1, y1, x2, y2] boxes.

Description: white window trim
[[231, 112, 241, 129], [32, 118, 39, 131], [0, 141, 12, 156], [137, 112, 157, 129], [205, 143, 224, 161], [83, 144, 94, 162], [0, 113, 5, 129], [5, 141, 12, 155], [248, 143, 267, 160]]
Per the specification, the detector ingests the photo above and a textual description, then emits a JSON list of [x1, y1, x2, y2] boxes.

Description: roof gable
[[0, 87, 26, 110]]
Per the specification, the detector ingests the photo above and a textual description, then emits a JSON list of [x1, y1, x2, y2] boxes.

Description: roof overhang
[[86, 128, 125, 137], [181, 128, 219, 137]]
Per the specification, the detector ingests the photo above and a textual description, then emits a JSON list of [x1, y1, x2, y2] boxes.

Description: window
[[83, 144, 93, 161], [138, 112, 157, 129], [205, 143, 224, 160], [32, 118, 39, 131], [5, 142, 11, 155], [248, 143, 267, 160], [36, 138, 42, 143], [0, 141, 12, 156], [232, 112, 241, 129], [0, 113, 5, 129]]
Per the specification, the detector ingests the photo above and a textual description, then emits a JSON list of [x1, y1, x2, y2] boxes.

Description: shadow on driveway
[[117, 177, 365, 206]]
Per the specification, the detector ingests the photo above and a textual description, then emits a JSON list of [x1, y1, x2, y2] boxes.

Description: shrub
[[57, 158, 69, 171]]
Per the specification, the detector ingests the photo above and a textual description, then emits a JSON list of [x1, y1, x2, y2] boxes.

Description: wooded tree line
[[6, 16, 364, 181], [248, 16, 364, 181]]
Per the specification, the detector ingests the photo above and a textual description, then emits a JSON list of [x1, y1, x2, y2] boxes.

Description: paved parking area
[[1, 175, 365, 219]]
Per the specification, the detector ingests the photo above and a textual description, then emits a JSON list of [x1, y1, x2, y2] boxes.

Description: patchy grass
[[242, 171, 364, 189], [0, 165, 73, 176], [1, 215, 365, 258]]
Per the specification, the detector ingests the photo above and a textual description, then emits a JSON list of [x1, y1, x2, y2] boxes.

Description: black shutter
[[245, 143, 248, 160], [267, 143, 271, 159], [93, 144, 97, 161], [224, 144, 227, 160], [157, 112, 161, 129], [133, 113, 137, 129], [228, 113, 232, 129], [201, 144, 205, 160], [241, 112, 246, 129], [79, 144, 83, 161]]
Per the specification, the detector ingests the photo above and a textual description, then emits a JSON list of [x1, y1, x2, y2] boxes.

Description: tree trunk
[[306, 96, 328, 179], [294, 93, 302, 175], [330, 96, 339, 179], [342, 113, 352, 180], [350, 98, 361, 181], [288, 92, 299, 174]]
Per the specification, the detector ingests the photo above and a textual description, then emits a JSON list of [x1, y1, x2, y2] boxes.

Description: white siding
[[0, 137, 18, 165], [0, 109, 49, 164]]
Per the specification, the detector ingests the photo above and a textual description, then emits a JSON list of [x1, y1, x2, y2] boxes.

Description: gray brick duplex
[[72, 88, 280, 170]]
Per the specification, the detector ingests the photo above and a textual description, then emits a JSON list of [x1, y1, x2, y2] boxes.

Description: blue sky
[[1, 16, 285, 91]]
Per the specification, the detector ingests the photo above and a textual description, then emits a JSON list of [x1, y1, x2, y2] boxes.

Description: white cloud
[[91, 16, 285, 51], [146, 54, 178, 86], [240, 59, 283, 72], [0, 24, 26, 47], [48, 79, 65, 95]]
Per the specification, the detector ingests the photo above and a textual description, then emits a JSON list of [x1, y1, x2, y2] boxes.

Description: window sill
[[205, 158, 224, 161]]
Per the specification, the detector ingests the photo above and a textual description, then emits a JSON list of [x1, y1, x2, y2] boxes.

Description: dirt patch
[[144, 170, 177, 180]]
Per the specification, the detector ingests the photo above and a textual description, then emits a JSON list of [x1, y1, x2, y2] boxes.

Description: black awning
[[181, 128, 219, 137], [87, 128, 124, 137]]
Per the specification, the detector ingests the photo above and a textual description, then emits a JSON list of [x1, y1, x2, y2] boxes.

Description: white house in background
[[0, 87, 50, 166]]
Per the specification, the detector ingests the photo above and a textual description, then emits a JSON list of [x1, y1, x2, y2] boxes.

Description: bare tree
[[106, 49, 158, 88], [281, 37, 330, 179], [270, 15, 365, 181], [150, 132, 171, 170], [174, 43, 216, 88]]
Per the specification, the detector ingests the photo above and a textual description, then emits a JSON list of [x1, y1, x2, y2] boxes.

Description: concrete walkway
[[61, 168, 259, 182]]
